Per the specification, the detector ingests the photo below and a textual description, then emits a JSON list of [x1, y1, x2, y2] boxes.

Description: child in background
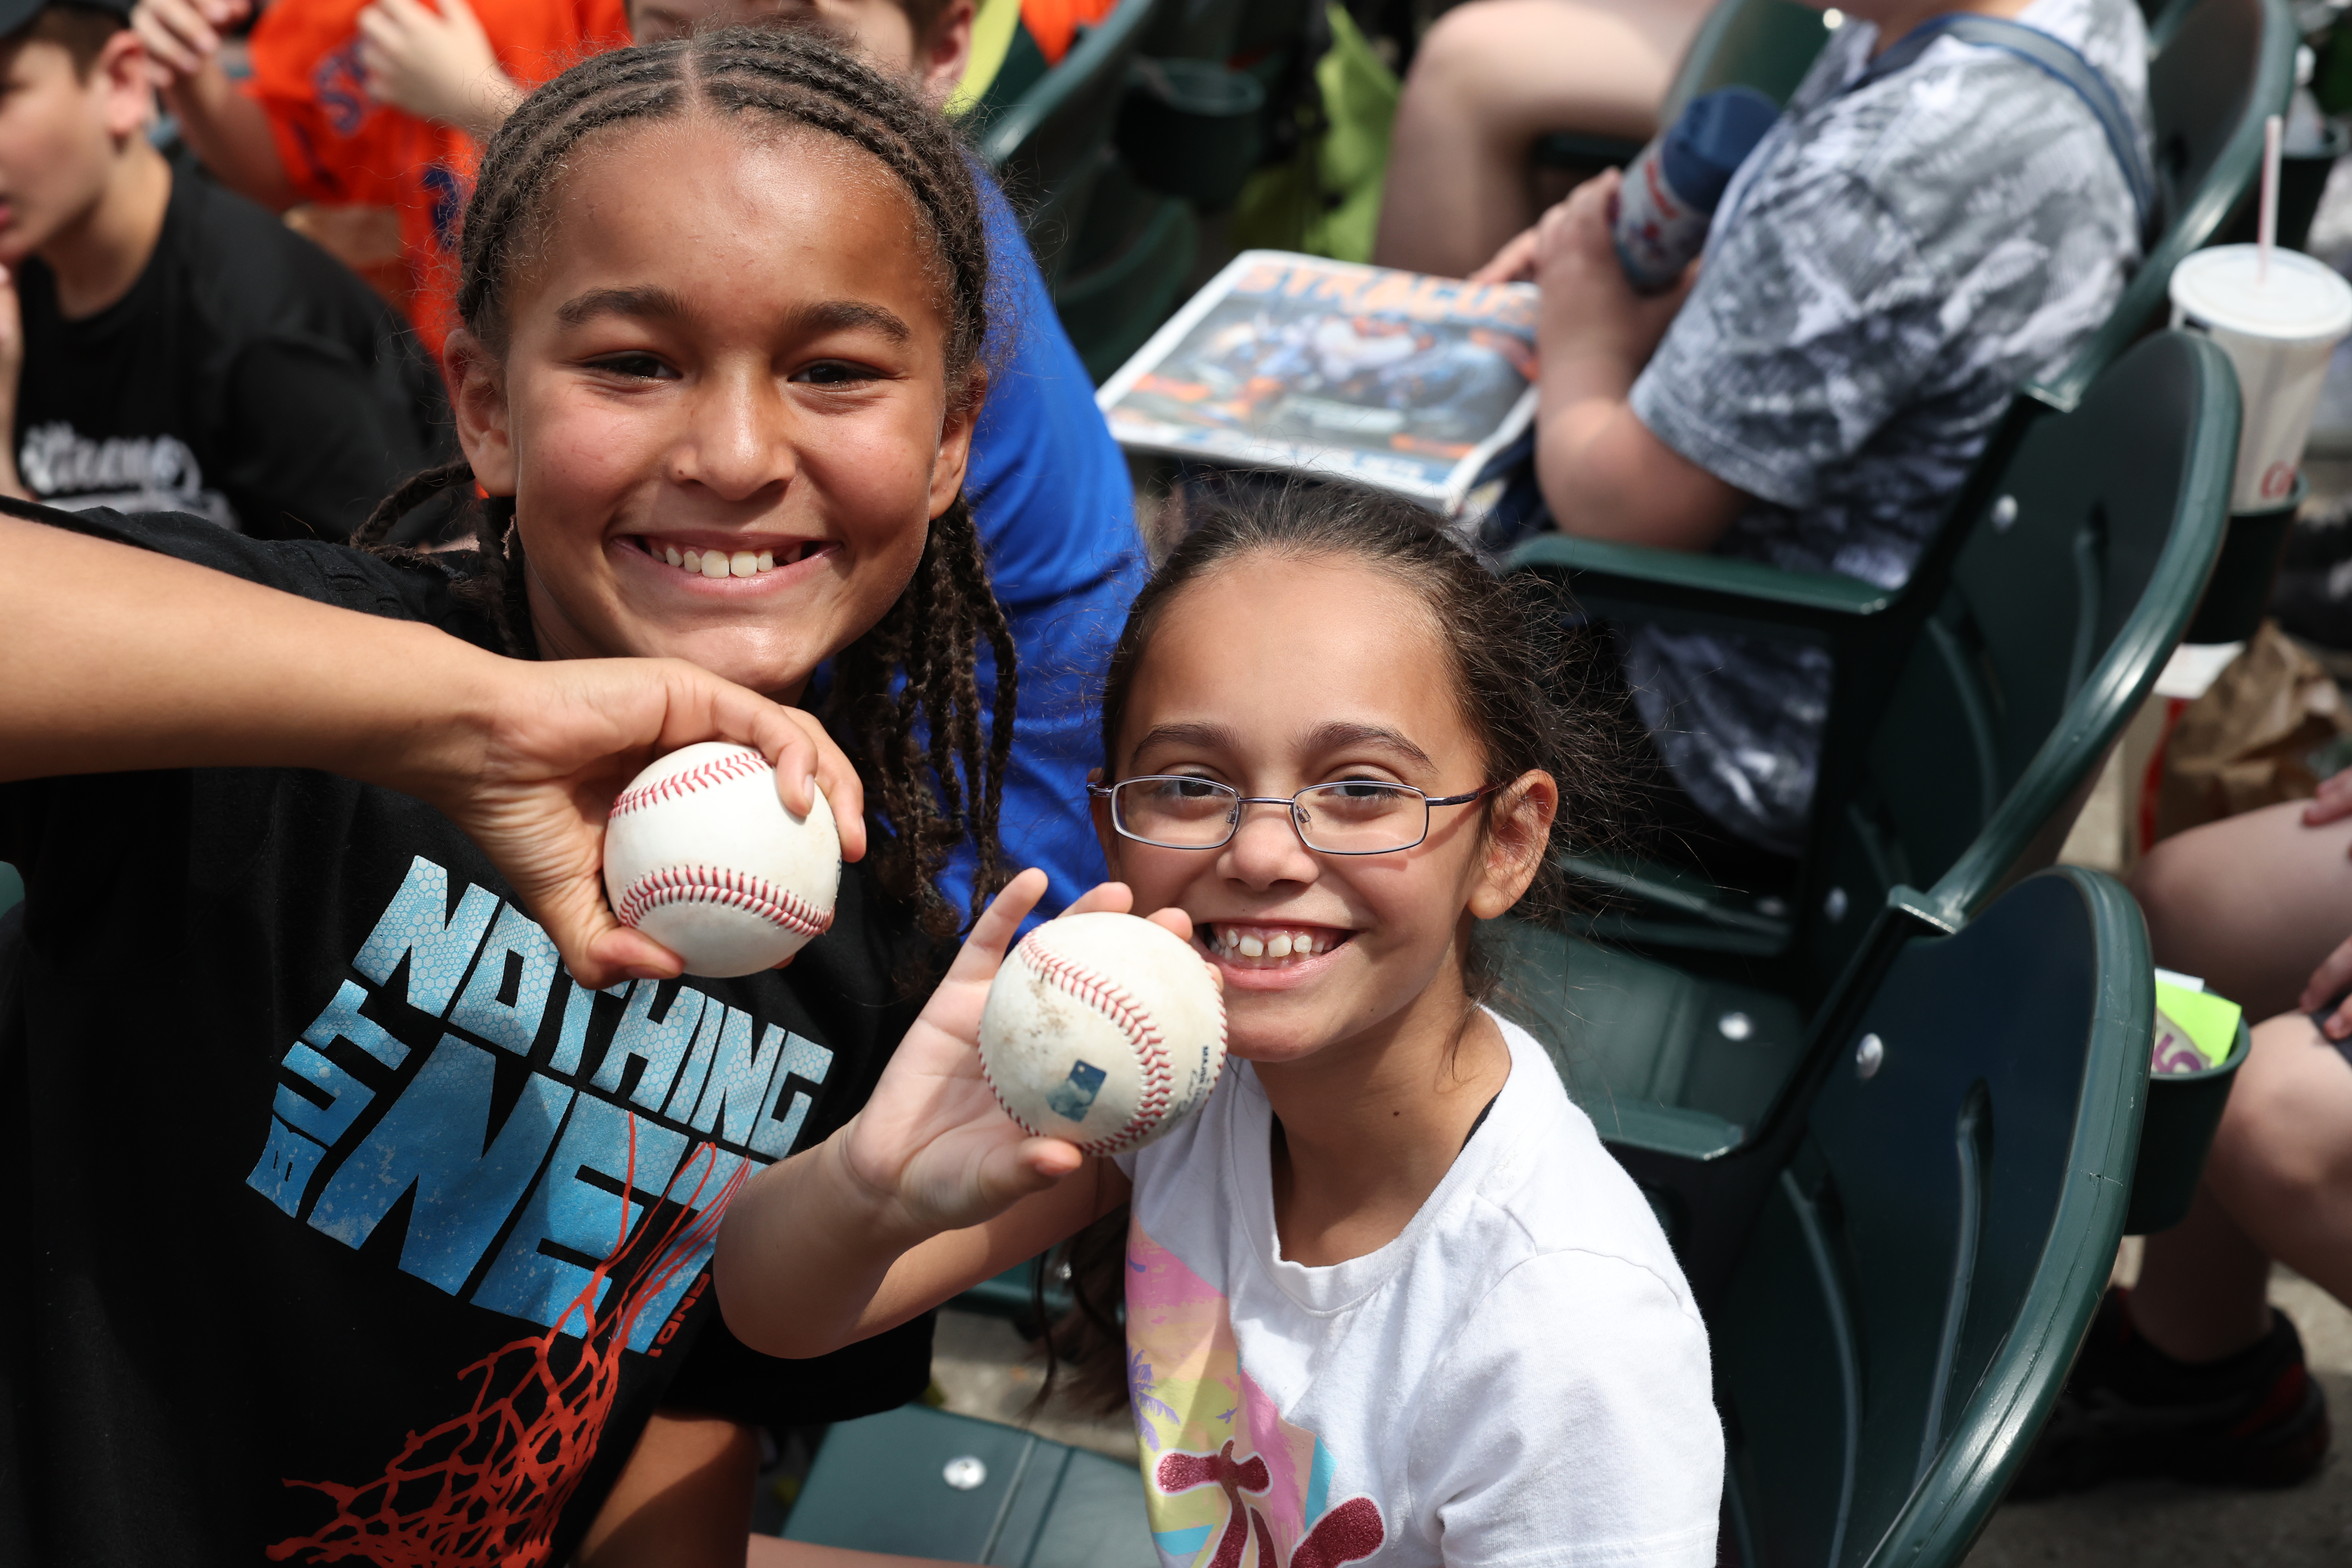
[[0, 30, 1026, 1564], [347, 0, 1143, 933], [719, 485, 1724, 1566], [131, 0, 628, 354], [0, 0, 444, 537]]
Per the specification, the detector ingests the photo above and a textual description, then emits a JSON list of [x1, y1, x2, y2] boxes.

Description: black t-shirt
[[14, 172, 448, 543], [0, 500, 943, 1566]]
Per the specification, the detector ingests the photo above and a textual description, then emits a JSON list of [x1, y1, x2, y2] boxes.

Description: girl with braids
[[0, 26, 1111, 1568], [719, 484, 1725, 1566]]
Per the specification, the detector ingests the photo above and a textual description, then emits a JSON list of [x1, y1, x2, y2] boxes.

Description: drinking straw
[[2260, 113, 2282, 283]]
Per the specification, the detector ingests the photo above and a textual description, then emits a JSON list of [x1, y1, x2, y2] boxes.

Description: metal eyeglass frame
[[1088, 776, 1500, 855]]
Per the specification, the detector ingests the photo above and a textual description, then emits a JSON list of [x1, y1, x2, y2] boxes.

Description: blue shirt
[[939, 172, 1147, 926]]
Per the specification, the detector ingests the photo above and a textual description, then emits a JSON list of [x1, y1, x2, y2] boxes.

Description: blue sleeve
[[940, 172, 1149, 929]]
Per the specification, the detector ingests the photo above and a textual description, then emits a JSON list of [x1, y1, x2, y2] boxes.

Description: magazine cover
[[1095, 250, 1540, 513]]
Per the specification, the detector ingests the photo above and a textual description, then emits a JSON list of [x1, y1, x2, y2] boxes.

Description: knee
[[2205, 1015, 2352, 1212], [1403, 0, 1528, 102]]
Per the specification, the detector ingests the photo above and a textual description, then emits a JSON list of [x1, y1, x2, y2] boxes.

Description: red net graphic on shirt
[[265, 1139, 747, 1567], [1157, 1440, 1384, 1568]]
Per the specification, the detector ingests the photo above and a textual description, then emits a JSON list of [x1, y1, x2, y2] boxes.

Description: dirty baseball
[[601, 741, 841, 978], [977, 911, 1227, 1157]]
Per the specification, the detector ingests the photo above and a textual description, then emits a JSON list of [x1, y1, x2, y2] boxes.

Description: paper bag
[[2154, 621, 2352, 840]]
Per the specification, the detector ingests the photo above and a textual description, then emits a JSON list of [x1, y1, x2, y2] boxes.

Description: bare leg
[[1373, 0, 1713, 278], [2136, 1011, 2352, 1356], [2129, 799, 2352, 1020]]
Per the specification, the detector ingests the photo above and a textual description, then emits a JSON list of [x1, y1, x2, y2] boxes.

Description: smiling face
[[1099, 556, 1555, 1067], [449, 115, 974, 701]]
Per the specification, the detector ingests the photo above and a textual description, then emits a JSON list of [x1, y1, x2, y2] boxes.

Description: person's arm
[[132, 0, 301, 210], [1522, 170, 1747, 549], [355, 0, 523, 145], [717, 867, 1145, 1359], [0, 508, 867, 987]]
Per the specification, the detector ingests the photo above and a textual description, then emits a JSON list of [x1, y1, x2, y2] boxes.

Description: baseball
[[978, 912, 1226, 1157], [601, 742, 841, 978]]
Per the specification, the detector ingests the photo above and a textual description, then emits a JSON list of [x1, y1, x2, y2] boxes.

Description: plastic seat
[[1706, 867, 2151, 1566], [0, 864, 18, 919], [1497, 329, 2236, 1160], [779, 1402, 1154, 1566]]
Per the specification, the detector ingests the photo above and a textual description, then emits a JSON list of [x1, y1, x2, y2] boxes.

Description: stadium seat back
[[1717, 868, 2148, 1567], [977, 0, 1164, 271], [1659, 0, 1835, 123], [1817, 330, 2236, 970]]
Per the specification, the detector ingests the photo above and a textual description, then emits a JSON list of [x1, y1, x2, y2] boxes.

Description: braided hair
[[354, 27, 1016, 939]]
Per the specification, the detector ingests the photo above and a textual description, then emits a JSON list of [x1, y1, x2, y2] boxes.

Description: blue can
[[1612, 86, 1781, 293]]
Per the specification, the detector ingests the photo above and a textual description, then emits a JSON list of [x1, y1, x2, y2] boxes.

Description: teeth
[[663, 544, 682, 567], [681, 548, 701, 573], [701, 550, 730, 579], [1237, 936, 1264, 958], [730, 550, 758, 578], [757, 550, 774, 572], [1267, 934, 1291, 958]]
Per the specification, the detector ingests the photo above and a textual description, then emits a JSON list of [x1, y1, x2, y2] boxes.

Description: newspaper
[[1095, 250, 1541, 514]]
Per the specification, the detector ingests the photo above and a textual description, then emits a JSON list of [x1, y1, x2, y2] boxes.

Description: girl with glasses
[[719, 483, 1724, 1565]]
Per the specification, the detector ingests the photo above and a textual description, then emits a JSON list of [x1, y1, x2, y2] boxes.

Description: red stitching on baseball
[[1009, 932, 1176, 1158], [615, 865, 832, 939], [609, 747, 771, 821]]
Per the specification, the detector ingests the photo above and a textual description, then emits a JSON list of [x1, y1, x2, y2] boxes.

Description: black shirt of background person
[[0, 499, 942, 1564], [13, 171, 449, 542]]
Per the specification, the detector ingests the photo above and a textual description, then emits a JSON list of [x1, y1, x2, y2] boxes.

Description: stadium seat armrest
[[1503, 533, 1895, 635]]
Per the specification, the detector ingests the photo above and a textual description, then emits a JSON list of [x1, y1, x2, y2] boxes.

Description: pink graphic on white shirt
[[1126, 1217, 1383, 1568]]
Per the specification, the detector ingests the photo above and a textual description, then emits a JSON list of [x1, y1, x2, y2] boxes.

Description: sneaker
[[2012, 1287, 2330, 1497]]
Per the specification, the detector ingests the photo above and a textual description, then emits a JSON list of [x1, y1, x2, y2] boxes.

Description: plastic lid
[[1659, 87, 1782, 212], [2169, 245, 2352, 342]]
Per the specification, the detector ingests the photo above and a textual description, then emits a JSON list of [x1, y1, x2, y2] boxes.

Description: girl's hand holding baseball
[[834, 872, 1195, 1237]]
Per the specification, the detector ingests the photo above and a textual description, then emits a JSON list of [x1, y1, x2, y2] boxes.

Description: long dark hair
[[353, 28, 1016, 938], [1038, 480, 1634, 1414]]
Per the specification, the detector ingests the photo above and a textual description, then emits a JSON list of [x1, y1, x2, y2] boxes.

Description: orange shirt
[[244, 0, 630, 358]]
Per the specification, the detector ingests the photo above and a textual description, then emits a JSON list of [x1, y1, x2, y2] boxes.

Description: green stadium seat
[[1706, 867, 2152, 1565], [779, 1402, 1153, 1566], [1500, 328, 2237, 1161], [0, 863, 19, 919]]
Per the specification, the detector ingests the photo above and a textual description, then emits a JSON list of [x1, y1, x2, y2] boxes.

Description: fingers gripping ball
[[978, 913, 1227, 1157], [602, 742, 841, 978]]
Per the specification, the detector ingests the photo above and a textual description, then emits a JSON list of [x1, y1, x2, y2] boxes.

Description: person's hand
[[397, 653, 867, 991], [833, 872, 1202, 1239], [1470, 225, 1541, 286], [2299, 929, 2352, 1038], [131, 0, 249, 87], [2305, 766, 2352, 836], [0, 266, 25, 502], [356, 0, 521, 142], [1532, 168, 1695, 376]]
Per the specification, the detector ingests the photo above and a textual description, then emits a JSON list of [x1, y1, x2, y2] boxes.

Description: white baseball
[[977, 912, 1226, 1157], [601, 742, 841, 978]]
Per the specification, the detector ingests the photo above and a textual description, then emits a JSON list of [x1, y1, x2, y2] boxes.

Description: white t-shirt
[[1114, 1013, 1723, 1568]]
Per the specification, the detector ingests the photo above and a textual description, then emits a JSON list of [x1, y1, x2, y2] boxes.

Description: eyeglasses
[[1090, 776, 1497, 855]]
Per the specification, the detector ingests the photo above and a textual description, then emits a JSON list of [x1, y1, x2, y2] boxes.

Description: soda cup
[[1613, 86, 1780, 294], [2169, 245, 2352, 510]]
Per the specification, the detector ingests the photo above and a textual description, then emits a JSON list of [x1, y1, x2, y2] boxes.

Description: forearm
[[163, 66, 299, 211], [716, 1129, 1109, 1359], [0, 513, 494, 793], [1534, 352, 1742, 551]]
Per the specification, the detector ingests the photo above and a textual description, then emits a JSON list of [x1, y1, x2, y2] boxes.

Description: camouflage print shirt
[[1621, 0, 2149, 856]]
